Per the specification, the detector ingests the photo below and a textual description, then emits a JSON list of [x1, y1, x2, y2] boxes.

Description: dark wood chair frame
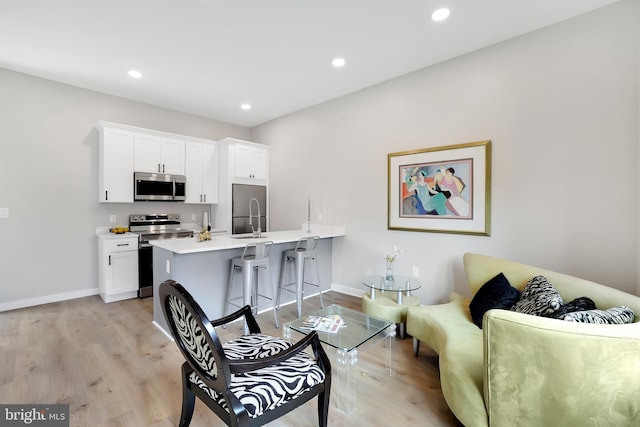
[[159, 279, 332, 427]]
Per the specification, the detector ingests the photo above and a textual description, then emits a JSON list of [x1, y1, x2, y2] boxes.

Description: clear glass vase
[[385, 260, 394, 282]]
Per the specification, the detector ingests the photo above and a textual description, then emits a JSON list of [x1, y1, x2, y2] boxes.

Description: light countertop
[[150, 224, 345, 255], [96, 231, 139, 239]]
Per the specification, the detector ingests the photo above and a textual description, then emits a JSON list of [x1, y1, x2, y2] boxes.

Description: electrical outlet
[[317, 213, 323, 222], [191, 214, 196, 221], [0, 208, 8, 218], [109, 214, 116, 223], [166, 260, 171, 274], [412, 266, 420, 277]]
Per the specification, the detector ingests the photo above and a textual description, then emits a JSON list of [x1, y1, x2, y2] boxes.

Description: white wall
[[252, 0, 640, 302], [0, 69, 250, 310]]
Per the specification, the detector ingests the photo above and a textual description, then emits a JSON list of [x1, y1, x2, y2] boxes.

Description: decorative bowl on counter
[[110, 226, 129, 234]]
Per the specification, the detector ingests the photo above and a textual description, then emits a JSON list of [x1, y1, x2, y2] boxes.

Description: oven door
[[138, 242, 154, 298]]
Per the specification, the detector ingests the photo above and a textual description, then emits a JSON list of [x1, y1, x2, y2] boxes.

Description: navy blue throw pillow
[[469, 272, 521, 328]]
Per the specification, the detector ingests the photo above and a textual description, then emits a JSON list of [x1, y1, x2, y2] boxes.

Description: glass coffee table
[[283, 304, 395, 413]]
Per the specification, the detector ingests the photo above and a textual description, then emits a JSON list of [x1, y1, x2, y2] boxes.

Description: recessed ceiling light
[[332, 57, 346, 68], [128, 69, 143, 79], [241, 104, 251, 110], [431, 8, 450, 22]]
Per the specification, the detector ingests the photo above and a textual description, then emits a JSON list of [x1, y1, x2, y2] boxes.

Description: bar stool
[[277, 236, 324, 318], [225, 241, 279, 333]]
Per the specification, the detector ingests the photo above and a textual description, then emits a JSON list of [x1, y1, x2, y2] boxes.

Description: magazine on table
[[300, 314, 345, 333]]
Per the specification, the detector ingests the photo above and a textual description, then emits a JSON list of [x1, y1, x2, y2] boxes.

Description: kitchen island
[[151, 225, 345, 336]]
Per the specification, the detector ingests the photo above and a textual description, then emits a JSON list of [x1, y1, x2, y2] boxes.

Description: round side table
[[361, 275, 422, 339]]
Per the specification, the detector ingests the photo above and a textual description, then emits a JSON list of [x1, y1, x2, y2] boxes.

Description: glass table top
[[362, 275, 423, 292], [284, 304, 391, 352]]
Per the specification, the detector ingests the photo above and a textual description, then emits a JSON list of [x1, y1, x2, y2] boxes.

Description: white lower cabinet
[[98, 234, 139, 303]]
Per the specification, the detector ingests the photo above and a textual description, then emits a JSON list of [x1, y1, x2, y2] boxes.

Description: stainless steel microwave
[[134, 172, 186, 201]]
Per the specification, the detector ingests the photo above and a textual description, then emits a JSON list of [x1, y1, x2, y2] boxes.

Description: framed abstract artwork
[[388, 140, 491, 235]]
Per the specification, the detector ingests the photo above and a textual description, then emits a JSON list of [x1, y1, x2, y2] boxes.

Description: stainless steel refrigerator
[[231, 184, 267, 234]]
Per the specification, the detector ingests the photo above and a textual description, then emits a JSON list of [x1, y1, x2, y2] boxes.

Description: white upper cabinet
[[97, 122, 134, 203], [134, 133, 185, 175], [96, 121, 215, 204], [201, 143, 219, 203], [234, 143, 269, 182], [185, 140, 219, 204]]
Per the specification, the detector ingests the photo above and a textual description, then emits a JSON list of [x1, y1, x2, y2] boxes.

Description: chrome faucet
[[248, 197, 261, 238]]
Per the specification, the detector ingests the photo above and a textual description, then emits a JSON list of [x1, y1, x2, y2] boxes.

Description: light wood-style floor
[[0, 291, 460, 426]]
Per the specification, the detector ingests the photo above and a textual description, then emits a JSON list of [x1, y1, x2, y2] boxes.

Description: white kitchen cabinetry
[[134, 133, 185, 175], [214, 138, 270, 233], [97, 121, 213, 204], [185, 139, 219, 204], [234, 143, 268, 181], [98, 234, 139, 303], [97, 122, 134, 203]]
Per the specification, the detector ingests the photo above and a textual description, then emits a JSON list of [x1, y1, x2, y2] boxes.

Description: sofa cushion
[[407, 297, 487, 427], [469, 272, 521, 328], [511, 275, 563, 316], [407, 297, 479, 356], [543, 296, 596, 319], [560, 306, 635, 324]]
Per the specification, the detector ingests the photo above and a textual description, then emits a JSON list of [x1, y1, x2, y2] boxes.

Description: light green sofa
[[406, 252, 640, 427]]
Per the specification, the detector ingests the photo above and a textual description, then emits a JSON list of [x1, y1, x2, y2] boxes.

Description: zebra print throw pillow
[[561, 306, 635, 324], [511, 275, 563, 316]]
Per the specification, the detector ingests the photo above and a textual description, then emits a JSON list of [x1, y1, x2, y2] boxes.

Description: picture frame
[[388, 140, 491, 235]]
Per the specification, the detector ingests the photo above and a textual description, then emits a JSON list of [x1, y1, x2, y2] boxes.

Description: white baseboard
[[153, 320, 175, 341], [330, 283, 363, 298], [0, 288, 100, 312]]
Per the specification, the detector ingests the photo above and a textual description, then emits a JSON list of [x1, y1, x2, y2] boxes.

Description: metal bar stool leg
[[242, 261, 254, 334], [295, 251, 305, 319], [225, 262, 235, 316], [276, 253, 288, 310], [312, 254, 324, 309], [265, 263, 279, 328]]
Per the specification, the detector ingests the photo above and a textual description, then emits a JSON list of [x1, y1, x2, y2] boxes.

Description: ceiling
[[0, 0, 620, 128]]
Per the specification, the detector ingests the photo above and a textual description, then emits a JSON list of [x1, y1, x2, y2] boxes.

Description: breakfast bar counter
[[151, 225, 345, 336]]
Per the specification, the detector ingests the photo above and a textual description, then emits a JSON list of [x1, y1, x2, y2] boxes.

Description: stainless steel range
[[129, 213, 193, 298]]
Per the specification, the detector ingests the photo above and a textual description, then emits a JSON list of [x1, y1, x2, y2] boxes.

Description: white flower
[[385, 246, 402, 263]]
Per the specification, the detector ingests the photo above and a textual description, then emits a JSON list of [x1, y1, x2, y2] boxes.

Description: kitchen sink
[[229, 233, 269, 239]]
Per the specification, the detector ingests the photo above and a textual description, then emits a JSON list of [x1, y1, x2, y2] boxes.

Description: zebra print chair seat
[[159, 280, 331, 427]]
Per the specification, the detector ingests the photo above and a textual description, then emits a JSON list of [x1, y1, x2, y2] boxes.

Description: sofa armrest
[[483, 309, 640, 426]]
